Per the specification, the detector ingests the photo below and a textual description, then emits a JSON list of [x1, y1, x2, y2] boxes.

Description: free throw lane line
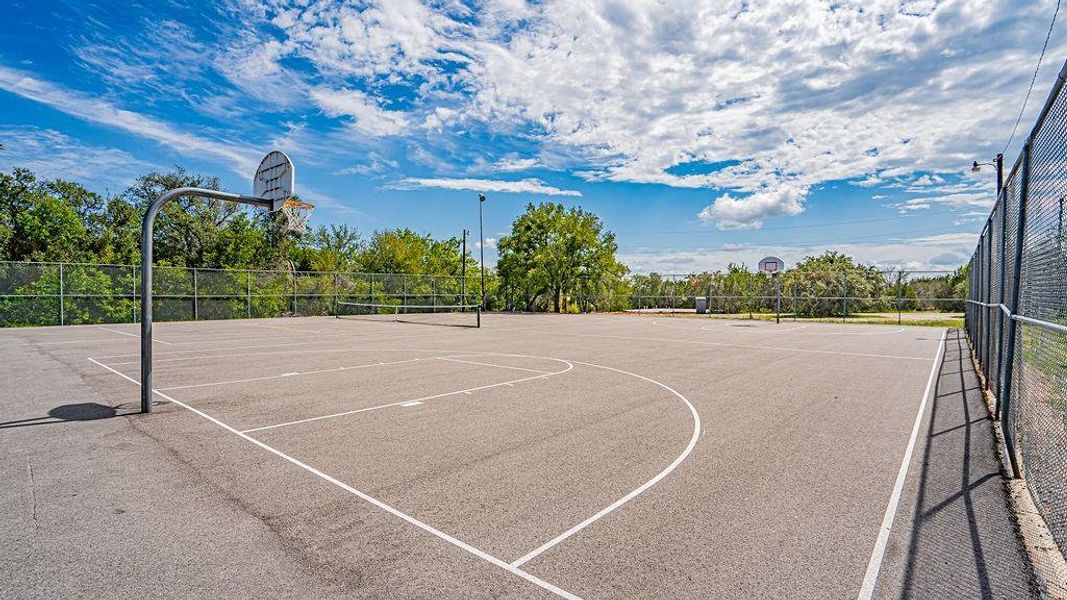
[[239, 360, 575, 433], [85, 357, 580, 599], [856, 328, 947, 599]]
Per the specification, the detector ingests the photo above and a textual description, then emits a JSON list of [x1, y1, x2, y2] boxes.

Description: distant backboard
[[759, 256, 784, 276], [253, 151, 295, 211]]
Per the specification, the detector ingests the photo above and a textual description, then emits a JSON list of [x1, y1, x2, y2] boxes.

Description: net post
[[58, 262, 65, 326], [477, 303, 481, 328], [246, 270, 252, 319], [999, 142, 1030, 479]]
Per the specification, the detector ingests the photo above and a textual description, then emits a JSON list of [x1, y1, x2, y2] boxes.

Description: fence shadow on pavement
[[898, 330, 1030, 599]]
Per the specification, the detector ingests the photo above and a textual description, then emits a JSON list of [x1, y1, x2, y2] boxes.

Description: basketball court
[[2, 312, 1023, 598]]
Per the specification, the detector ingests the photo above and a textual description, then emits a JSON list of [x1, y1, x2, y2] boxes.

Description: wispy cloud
[[393, 177, 582, 197], [0, 64, 260, 176], [0, 126, 155, 190]]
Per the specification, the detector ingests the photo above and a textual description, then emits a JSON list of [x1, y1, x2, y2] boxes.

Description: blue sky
[[1, 0, 1065, 273]]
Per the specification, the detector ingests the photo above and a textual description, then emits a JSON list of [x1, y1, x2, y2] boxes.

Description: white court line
[[437, 357, 552, 375], [856, 328, 947, 600], [243, 322, 323, 334], [98, 326, 173, 345], [156, 357, 428, 391], [85, 357, 578, 599], [510, 360, 701, 567], [91, 329, 460, 362], [240, 360, 575, 434], [495, 327, 934, 362], [698, 324, 811, 334]]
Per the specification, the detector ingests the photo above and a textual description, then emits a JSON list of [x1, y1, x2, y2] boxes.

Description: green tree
[[122, 168, 243, 268], [497, 203, 626, 312]]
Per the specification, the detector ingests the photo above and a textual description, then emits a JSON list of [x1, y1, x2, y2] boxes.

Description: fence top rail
[[965, 299, 1067, 336], [0, 260, 477, 281]]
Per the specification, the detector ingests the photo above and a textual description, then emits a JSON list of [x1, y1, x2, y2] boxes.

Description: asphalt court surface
[[1, 313, 1016, 598]]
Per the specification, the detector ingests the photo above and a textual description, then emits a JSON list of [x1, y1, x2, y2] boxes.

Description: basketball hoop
[[758, 256, 784, 278], [276, 198, 315, 234]]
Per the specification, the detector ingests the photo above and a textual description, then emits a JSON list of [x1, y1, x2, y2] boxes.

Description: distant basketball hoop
[[759, 256, 784, 278]]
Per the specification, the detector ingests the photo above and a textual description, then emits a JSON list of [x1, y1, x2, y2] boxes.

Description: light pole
[[479, 194, 486, 310], [972, 153, 1004, 194]]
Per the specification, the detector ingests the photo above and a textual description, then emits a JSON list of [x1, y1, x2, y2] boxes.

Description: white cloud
[[310, 87, 409, 137], [893, 192, 994, 213], [0, 64, 260, 176], [244, 0, 1063, 227], [393, 177, 582, 196], [492, 157, 541, 172], [698, 184, 807, 230]]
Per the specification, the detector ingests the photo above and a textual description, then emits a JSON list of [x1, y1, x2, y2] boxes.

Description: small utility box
[[695, 296, 708, 314]]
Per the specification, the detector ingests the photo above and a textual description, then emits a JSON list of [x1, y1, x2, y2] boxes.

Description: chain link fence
[[0, 261, 481, 327], [572, 269, 963, 323], [967, 60, 1067, 562]]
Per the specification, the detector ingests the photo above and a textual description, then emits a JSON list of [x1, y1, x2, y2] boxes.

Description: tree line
[[0, 166, 967, 325]]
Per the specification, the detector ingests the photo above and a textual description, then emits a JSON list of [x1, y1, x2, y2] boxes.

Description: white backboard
[[758, 256, 784, 275], [253, 151, 295, 210]]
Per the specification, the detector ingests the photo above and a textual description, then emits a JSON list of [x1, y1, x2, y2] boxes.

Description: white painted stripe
[[93, 330, 458, 363], [856, 328, 947, 600], [495, 327, 933, 362], [85, 357, 578, 599], [437, 357, 553, 375], [511, 360, 702, 567], [97, 326, 173, 345], [155, 357, 426, 391], [243, 322, 323, 334], [400, 401, 423, 407], [240, 361, 575, 433]]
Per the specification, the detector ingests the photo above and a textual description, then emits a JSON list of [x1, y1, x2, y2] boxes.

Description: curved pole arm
[[140, 187, 278, 412]]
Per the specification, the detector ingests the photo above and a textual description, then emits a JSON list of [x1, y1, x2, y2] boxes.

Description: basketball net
[[276, 198, 314, 234]]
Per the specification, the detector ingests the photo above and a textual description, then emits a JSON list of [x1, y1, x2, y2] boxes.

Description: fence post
[[246, 270, 252, 319], [986, 223, 996, 383], [976, 236, 985, 367], [774, 276, 781, 324], [193, 268, 200, 320], [896, 271, 903, 325], [842, 275, 848, 322], [792, 282, 797, 322], [58, 263, 65, 326], [291, 271, 297, 316], [995, 194, 1009, 408], [333, 272, 339, 316], [131, 264, 138, 323], [1000, 142, 1030, 479]]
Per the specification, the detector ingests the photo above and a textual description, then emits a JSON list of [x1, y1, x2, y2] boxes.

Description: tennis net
[[335, 301, 481, 328]]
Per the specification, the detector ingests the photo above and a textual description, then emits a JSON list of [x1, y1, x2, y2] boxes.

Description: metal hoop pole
[[141, 187, 277, 413]]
